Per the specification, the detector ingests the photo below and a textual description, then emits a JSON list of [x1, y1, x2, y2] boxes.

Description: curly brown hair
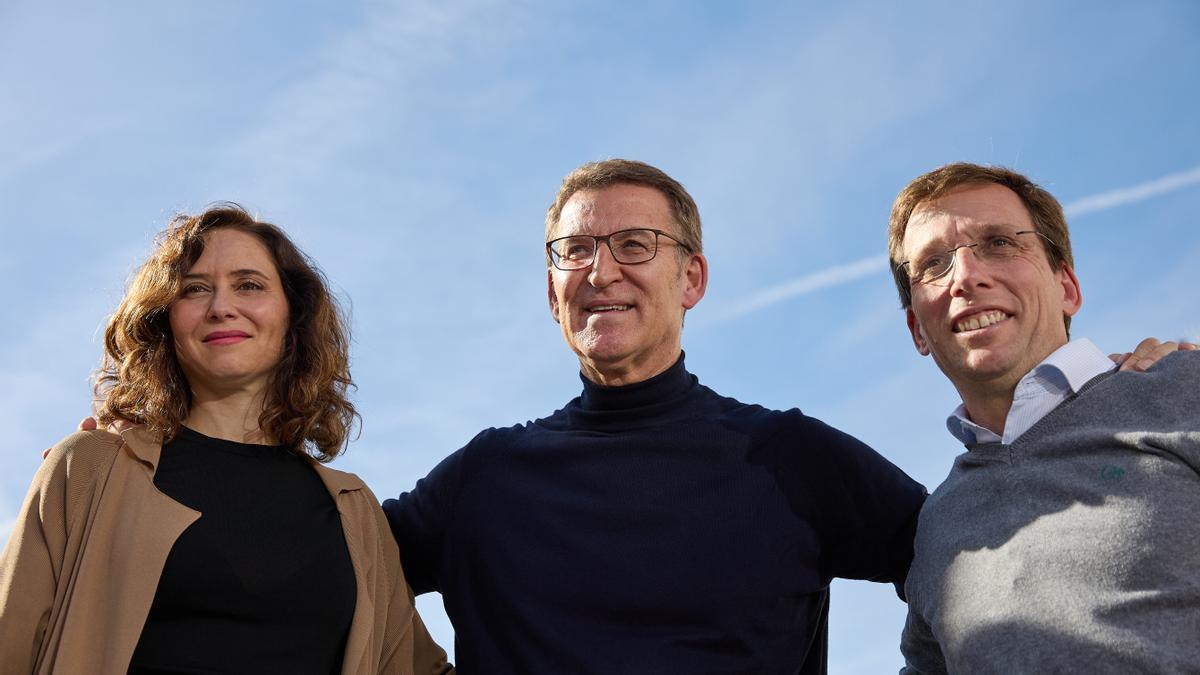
[[94, 203, 359, 462]]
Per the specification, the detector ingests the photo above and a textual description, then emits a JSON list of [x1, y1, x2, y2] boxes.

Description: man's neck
[[957, 389, 1016, 438], [579, 348, 682, 388], [953, 342, 1070, 438]]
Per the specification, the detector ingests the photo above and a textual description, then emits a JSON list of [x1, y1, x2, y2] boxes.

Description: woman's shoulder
[[308, 462, 390, 530], [29, 430, 127, 519], [316, 462, 394, 517], [43, 429, 125, 475], [309, 461, 372, 497]]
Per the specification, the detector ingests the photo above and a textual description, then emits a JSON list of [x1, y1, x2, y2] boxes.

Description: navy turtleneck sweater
[[384, 355, 925, 674]]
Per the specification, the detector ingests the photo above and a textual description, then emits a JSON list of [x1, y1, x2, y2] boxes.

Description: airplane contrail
[[712, 255, 889, 322], [712, 164, 1200, 323], [1063, 165, 1200, 217]]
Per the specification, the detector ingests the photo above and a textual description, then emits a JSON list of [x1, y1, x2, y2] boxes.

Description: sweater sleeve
[[1143, 351, 1200, 470], [791, 416, 926, 594], [383, 446, 467, 595], [899, 604, 947, 675]]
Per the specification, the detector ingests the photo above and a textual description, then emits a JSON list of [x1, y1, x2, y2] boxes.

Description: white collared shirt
[[946, 338, 1117, 446]]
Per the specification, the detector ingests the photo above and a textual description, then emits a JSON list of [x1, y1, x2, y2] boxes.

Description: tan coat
[[0, 427, 452, 675]]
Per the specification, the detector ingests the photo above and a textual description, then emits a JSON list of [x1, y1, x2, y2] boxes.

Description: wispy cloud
[[711, 255, 889, 322], [0, 115, 131, 184], [1063, 165, 1200, 217], [711, 165, 1200, 322], [215, 0, 518, 200]]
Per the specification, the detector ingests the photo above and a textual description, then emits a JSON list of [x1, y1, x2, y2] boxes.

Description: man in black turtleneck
[[383, 159, 927, 674]]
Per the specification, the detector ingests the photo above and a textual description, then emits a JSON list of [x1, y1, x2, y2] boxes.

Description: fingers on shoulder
[[46, 429, 125, 468]]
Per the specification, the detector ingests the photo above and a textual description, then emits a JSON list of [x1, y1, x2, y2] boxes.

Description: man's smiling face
[[902, 183, 1082, 394], [547, 183, 706, 386]]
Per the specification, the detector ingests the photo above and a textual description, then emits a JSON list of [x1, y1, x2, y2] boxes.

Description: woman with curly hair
[[0, 205, 452, 674]]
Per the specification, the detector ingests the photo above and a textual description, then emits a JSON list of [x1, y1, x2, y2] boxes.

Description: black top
[[127, 426, 356, 675], [385, 355, 926, 674]]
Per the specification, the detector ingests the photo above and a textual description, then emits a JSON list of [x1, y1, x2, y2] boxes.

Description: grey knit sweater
[[900, 351, 1200, 674]]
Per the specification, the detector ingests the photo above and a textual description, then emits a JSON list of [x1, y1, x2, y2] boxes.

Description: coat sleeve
[[404, 584, 454, 675], [372, 568, 453, 674], [0, 432, 106, 674], [0, 468, 60, 672], [364, 484, 454, 675]]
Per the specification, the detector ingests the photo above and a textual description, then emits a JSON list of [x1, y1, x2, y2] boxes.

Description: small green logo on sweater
[[1100, 465, 1126, 481]]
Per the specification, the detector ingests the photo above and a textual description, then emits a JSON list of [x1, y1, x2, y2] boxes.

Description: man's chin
[[579, 349, 632, 370], [570, 331, 629, 362], [954, 349, 1026, 383]]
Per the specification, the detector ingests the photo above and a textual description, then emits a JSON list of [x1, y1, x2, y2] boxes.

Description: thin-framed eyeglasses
[[546, 228, 692, 271], [896, 229, 1060, 287]]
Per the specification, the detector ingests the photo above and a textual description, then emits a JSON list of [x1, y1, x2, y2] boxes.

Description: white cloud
[[709, 255, 888, 323], [1064, 165, 1200, 218], [214, 0, 521, 201]]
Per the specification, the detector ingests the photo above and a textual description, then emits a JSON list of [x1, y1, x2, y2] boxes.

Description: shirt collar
[[578, 351, 693, 412], [945, 338, 1116, 445], [1035, 337, 1117, 393]]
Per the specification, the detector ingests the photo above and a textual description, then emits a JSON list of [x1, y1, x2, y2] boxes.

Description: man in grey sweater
[[887, 162, 1200, 674]]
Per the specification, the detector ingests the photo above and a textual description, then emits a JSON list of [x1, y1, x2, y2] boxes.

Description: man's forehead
[[558, 184, 673, 233], [912, 183, 1028, 220], [904, 184, 1032, 245]]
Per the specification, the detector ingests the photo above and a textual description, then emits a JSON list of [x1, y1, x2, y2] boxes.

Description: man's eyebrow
[[975, 222, 1023, 234], [915, 222, 1023, 248]]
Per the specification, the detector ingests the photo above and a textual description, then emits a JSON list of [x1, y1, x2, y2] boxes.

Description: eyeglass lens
[[549, 229, 659, 268], [909, 231, 1045, 284]]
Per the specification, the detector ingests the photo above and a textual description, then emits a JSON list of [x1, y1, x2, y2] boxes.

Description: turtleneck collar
[[577, 352, 696, 412]]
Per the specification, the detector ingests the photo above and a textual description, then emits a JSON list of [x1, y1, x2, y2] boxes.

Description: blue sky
[[2, 0, 1198, 670]]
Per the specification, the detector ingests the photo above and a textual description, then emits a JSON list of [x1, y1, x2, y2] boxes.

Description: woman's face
[[169, 228, 290, 399]]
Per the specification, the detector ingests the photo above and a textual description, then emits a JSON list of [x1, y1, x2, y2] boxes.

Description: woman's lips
[[203, 331, 250, 345]]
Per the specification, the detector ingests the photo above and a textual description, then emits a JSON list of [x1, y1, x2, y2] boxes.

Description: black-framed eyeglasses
[[546, 228, 691, 271], [895, 229, 1060, 288]]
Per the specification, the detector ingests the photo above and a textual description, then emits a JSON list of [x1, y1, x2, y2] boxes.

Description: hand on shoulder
[[43, 417, 131, 460], [1111, 338, 1198, 373]]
